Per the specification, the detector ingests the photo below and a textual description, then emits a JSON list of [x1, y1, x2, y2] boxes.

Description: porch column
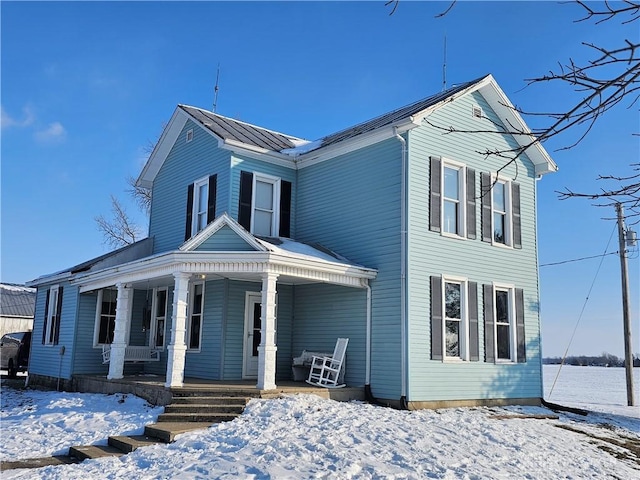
[[165, 272, 190, 388], [107, 283, 133, 380], [257, 272, 279, 390]]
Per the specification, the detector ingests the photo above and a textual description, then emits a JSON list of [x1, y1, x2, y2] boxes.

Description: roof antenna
[[442, 33, 447, 91], [212, 63, 220, 113]]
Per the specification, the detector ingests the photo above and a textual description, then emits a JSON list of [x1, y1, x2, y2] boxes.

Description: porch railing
[[101, 345, 161, 364]]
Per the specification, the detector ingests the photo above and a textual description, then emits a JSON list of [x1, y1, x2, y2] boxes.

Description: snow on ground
[[0, 387, 162, 461], [1, 366, 638, 479]]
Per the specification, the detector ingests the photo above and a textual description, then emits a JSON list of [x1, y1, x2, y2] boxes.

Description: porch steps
[[68, 444, 124, 461], [144, 422, 216, 443], [157, 395, 249, 423], [108, 434, 164, 453]]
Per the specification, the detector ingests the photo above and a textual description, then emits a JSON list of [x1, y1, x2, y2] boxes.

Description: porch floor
[[73, 374, 365, 406]]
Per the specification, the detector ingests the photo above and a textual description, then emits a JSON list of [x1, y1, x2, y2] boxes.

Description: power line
[[540, 250, 618, 267]]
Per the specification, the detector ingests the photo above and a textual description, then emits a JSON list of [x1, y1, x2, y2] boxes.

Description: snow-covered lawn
[[1, 366, 638, 479]]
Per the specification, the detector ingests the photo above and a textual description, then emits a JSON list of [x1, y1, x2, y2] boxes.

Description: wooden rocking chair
[[306, 338, 349, 388]]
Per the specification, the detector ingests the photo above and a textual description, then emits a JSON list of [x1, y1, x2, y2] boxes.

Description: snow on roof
[[0, 283, 36, 317], [255, 236, 361, 267]]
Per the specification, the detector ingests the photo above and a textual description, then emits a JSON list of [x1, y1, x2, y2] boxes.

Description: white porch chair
[[306, 338, 349, 388]]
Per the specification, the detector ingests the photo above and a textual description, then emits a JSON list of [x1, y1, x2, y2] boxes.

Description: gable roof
[[138, 74, 556, 187], [0, 284, 36, 318]]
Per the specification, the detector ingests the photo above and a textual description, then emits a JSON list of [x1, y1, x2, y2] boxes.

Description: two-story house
[[27, 74, 556, 408]]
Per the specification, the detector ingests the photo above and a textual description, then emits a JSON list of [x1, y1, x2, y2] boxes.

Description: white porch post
[[107, 283, 133, 380], [257, 272, 279, 390], [165, 272, 190, 388]]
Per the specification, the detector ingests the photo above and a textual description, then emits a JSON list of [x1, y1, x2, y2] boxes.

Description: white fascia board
[[220, 139, 297, 169], [479, 80, 558, 175], [179, 213, 266, 252], [26, 271, 72, 288], [137, 108, 190, 189], [295, 120, 417, 169]]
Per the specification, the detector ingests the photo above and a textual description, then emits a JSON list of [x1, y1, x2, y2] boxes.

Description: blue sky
[[1, 1, 638, 357]]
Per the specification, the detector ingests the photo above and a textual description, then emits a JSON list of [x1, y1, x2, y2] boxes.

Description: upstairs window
[[185, 174, 217, 241], [430, 156, 476, 240], [238, 170, 292, 238], [43, 285, 63, 345], [481, 174, 521, 248]]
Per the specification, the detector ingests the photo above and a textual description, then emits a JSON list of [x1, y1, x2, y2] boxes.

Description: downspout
[[394, 127, 409, 409], [365, 283, 371, 386]]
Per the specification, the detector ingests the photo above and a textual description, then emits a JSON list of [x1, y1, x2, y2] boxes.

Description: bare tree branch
[[126, 175, 151, 214], [94, 195, 143, 248]]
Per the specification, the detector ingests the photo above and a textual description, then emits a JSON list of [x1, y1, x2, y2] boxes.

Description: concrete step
[[0, 455, 80, 471], [170, 395, 248, 406], [164, 404, 245, 414], [68, 444, 123, 461], [144, 422, 214, 443], [108, 434, 164, 453], [171, 389, 260, 398], [157, 412, 240, 423]]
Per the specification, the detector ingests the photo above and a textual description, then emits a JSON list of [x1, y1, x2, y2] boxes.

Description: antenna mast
[[442, 34, 447, 91], [212, 63, 220, 113]]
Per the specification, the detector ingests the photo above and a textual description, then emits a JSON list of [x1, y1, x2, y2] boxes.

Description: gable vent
[[186, 129, 194, 143], [472, 106, 482, 119]]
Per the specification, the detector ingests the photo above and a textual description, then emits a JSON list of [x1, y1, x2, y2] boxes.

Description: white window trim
[[192, 175, 209, 236], [150, 287, 168, 350], [186, 128, 194, 143], [44, 285, 60, 346], [186, 281, 205, 352], [441, 158, 466, 239], [493, 283, 517, 363], [490, 175, 513, 248], [92, 289, 131, 348], [441, 275, 469, 362], [250, 172, 281, 237]]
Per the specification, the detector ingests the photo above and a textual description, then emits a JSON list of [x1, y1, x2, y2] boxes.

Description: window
[[238, 171, 292, 237], [185, 174, 217, 241], [187, 282, 204, 351], [186, 129, 194, 143], [94, 289, 117, 345], [481, 174, 521, 248], [431, 276, 479, 362], [444, 280, 466, 359], [443, 165, 464, 236], [483, 284, 526, 363], [429, 156, 476, 240], [43, 285, 63, 345], [151, 288, 167, 349]]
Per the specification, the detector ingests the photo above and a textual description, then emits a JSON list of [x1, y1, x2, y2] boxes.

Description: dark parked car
[[0, 331, 31, 378]]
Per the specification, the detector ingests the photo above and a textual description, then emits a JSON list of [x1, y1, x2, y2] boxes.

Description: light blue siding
[[406, 91, 542, 401], [149, 120, 231, 254], [71, 291, 106, 374], [296, 138, 402, 399], [29, 283, 78, 380], [292, 284, 367, 386], [194, 225, 256, 252]]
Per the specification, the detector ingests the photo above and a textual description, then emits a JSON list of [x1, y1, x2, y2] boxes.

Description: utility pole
[[616, 202, 635, 407]]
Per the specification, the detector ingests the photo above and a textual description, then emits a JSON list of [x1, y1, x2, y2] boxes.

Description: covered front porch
[[71, 215, 377, 392]]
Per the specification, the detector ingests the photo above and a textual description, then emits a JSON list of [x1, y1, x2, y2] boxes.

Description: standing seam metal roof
[[0, 285, 36, 317], [180, 105, 304, 151]]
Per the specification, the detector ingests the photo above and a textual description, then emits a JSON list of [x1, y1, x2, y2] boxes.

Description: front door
[[243, 292, 261, 378]]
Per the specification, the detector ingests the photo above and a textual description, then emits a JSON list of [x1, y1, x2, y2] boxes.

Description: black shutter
[[515, 288, 526, 363], [469, 282, 479, 361], [42, 289, 50, 345], [238, 171, 253, 231], [481, 173, 492, 243], [466, 168, 477, 239], [184, 183, 194, 241], [512, 182, 522, 249], [430, 276, 443, 360], [54, 286, 63, 345], [207, 174, 217, 224], [279, 180, 292, 237], [483, 284, 495, 362], [429, 156, 441, 232]]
